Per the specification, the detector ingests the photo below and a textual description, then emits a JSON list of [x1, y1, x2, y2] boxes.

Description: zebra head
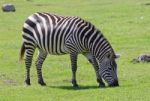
[[99, 53, 120, 87]]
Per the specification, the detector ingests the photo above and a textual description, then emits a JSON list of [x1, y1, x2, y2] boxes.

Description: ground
[[0, 0, 150, 101]]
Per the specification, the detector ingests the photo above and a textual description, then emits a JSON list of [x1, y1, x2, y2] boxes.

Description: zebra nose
[[109, 80, 119, 87]]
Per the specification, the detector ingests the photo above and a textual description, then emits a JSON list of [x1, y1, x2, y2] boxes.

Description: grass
[[0, 0, 150, 101]]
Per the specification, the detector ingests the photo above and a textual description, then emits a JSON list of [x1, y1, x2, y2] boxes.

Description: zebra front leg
[[35, 51, 47, 86], [25, 48, 35, 85], [70, 53, 78, 88], [83, 53, 105, 87]]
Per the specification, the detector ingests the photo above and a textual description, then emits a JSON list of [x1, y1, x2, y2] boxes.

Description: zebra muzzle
[[109, 80, 119, 87]]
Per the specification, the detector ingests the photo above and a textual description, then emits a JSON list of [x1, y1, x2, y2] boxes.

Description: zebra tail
[[19, 42, 25, 62]]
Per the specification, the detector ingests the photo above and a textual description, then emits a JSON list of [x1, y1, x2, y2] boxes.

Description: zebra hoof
[[72, 79, 78, 88], [73, 84, 79, 89], [25, 79, 31, 85], [38, 80, 46, 86]]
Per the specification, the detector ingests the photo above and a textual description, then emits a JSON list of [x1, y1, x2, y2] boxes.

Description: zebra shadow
[[48, 85, 103, 90]]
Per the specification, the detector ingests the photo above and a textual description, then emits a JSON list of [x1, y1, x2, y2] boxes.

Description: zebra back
[[22, 12, 115, 60]]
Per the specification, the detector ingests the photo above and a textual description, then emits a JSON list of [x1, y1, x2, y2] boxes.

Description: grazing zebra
[[19, 12, 119, 87]]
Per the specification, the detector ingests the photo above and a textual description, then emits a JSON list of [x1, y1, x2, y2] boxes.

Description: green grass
[[0, 0, 150, 101]]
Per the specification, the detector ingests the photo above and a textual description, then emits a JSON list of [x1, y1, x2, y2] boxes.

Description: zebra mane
[[90, 29, 116, 61]]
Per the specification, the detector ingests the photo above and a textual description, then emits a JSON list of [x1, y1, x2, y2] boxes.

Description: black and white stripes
[[20, 12, 119, 87]]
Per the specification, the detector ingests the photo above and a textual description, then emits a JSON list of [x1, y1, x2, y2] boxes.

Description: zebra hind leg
[[35, 51, 47, 86], [83, 53, 105, 87], [25, 48, 35, 85], [70, 53, 79, 88]]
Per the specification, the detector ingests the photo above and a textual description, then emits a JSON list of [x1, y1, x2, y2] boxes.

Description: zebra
[[19, 12, 119, 87]]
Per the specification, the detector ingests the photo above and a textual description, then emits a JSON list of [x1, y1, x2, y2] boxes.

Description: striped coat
[[20, 12, 119, 87]]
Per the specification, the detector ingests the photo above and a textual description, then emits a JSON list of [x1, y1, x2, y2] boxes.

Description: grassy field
[[0, 0, 150, 101]]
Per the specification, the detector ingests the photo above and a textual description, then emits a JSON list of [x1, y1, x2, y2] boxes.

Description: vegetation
[[0, 0, 150, 101]]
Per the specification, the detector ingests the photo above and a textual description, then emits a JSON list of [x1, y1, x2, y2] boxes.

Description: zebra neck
[[87, 31, 114, 62]]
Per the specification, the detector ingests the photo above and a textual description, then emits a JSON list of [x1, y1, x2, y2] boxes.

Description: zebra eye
[[108, 67, 112, 70]]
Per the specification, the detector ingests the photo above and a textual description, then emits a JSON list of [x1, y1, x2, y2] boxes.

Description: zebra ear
[[107, 53, 120, 59], [106, 53, 113, 59], [114, 54, 121, 59], [106, 53, 120, 59]]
